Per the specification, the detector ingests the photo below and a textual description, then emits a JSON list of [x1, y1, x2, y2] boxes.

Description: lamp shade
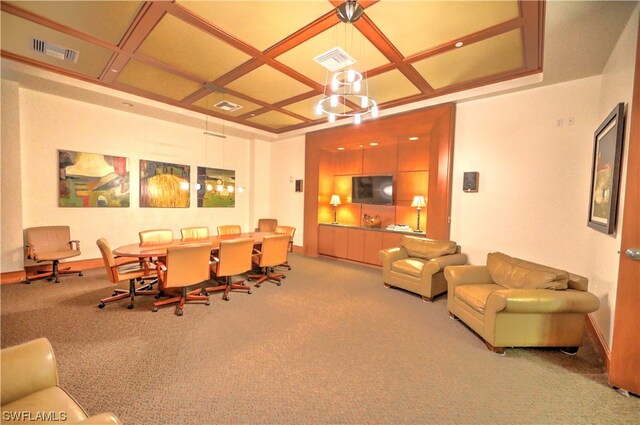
[[329, 195, 341, 206], [411, 195, 426, 208]]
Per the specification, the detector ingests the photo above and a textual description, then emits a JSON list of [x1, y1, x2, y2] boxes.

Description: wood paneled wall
[[304, 104, 456, 256]]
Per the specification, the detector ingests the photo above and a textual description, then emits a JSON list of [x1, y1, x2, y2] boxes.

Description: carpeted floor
[[1, 254, 639, 424]]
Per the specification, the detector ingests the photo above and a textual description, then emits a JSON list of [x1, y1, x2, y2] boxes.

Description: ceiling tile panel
[[276, 24, 389, 85], [6, 1, 143, 45], [412, 29, 524, 90], [1, 12, 113, 78], [247, 111, 305, 130], [116, 59, 203, 101], [136, 14, 251, 82], [282, 96, 329, 121], [365, 0, 520, 57], [366, 70, 422, 105], [192, 92, 262, 117], [177, 1, 334, 52], [225, 65, 312, 104]]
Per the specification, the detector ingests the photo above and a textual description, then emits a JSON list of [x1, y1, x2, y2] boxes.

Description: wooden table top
[[113, 232, 273, 257]]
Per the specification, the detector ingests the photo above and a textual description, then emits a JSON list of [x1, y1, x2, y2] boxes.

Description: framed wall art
[[59, 149, 129, 207], [587, 103, 626, 234], [140, 160, 190, 208], [196, 167, 235, 207]]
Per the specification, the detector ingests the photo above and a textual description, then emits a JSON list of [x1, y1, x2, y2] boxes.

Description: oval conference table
[[113, 232, 274, 258]]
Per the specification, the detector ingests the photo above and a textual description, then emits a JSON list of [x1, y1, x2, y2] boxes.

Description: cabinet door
[[318, 225, 334, 256], [363, 231, 383, 265], [346, 228, 364, 262], [334, 227, 349, 259]]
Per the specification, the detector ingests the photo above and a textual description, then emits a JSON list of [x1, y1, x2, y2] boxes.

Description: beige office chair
[[206, 238, 254, 301], [217, 225, 242, 236], [24, 226, 82, 284], [96, 238, 158, 309], [180, 226, 209, 240], [274, 225, 296, 271], [257, 218, 278, 232], [152, 244, 212, 316], [249, 234, 291, 286], [139, 229, 173, 244]]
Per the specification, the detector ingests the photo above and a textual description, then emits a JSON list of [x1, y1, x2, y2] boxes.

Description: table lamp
[[329, 195, 341, 224], [411, 195, 426, 232]]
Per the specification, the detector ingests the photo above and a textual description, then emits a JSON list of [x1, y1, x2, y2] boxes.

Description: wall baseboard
[[586, 313, 611, 372], [1, 258, 103, 285]]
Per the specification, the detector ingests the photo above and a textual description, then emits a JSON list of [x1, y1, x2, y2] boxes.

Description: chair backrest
[[25, 226, 72, 252], [215, 238, 254, 278], [139, 229, 173, 244], [217, 225, 241, 236], [163, 244, 212, 289], [274, 226, 296, 251], [258, 234, 291, 267], [181, 226, 209, 240], [257, 218, 278, 232], [96, 238, 118, 283]]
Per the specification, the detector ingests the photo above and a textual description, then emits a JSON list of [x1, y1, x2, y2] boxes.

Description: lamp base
[[332, 221, 338, 225], [414, 229, 422, 233]]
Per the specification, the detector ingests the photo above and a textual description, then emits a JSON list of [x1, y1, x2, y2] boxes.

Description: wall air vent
[[214, 100, 242, 112], [313, 47, 356, 72], [31, 38, 79, 63]]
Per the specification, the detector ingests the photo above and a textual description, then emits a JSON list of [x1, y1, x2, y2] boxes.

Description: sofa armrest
[[486, 289, 601, 315], [429, 253, 468, 271], [1, 338, 58, 406], [77, 413, 122, 424], [378, 247, 408, 268], [444, 265, 493, 288]]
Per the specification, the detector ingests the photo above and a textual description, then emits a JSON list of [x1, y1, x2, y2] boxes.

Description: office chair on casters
[[180, 226, 209, 240], [249, 234, 291, 287], [274, 225, 295, 271], [257, 218, 278, 232], [96, 238, 158, 309], [206, 238, 254, 301], [24, 226, 82, 284], [217, 225, 241, 236], [152, 244, 212, 316]]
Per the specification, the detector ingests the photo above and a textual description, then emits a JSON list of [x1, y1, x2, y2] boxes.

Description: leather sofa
[[1, 338, 122, 424], [444, 252, 600, 355], [379, 236, 467, 302]]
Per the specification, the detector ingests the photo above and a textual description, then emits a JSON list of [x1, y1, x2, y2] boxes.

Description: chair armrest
[[444, 265, 493, 288], [156, 261, 167, 272], [69, 240, 80, 250], [77, 413, 122, 424], [378, 247, 408, 267], [429, 253, 468, 271], [1, 338, 58, 406], [486, 289, 601, 315]]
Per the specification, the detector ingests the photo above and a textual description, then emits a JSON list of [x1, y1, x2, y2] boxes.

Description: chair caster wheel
[[176, 309, 183, 316], [98, 303, 105, 308], [224, 297, 229, 301], [155, 293, 161, 299], [205, 300, 210, 306], [277, 282, 281, 286], [152, 306, 158, 312], [255, 284, 261, 288], [25, 280, 31, 284], [127, 303, 134, 309], [248, 290, 252, 295], [79, 272, 83, 276], [282, 276, 287, 279], [54, 279, 60, 283]]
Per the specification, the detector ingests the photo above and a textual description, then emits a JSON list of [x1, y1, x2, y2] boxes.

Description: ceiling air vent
[[313, 47, 356, 72], [214, 100, 242, 112], [31, 38, 79, 63]]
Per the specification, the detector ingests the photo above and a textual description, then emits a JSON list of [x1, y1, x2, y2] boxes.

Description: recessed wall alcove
[[303, 104, 456, 257]]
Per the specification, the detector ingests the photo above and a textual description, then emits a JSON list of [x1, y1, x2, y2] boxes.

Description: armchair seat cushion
[[34, 250, 81, 262], [2, 387, 88, 423], [455, 283, 503, 314], [391, 258, 429, 278]]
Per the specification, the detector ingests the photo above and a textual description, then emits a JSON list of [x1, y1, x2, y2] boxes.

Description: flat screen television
[[352, 175, 393, 205]]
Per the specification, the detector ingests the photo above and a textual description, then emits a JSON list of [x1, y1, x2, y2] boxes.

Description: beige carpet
[[1, 254, 638, 424]]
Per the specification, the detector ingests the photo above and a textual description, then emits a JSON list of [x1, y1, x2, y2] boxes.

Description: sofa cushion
[[401, 237, 457, 260], [487, 252, 568, 290], [391, 258, 428, 278], [455, 284, 503, 314]]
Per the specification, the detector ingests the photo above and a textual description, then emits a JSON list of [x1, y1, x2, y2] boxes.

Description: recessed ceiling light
[[337, 147, 345, 150], [408, 136, 419, 141], [369, 142, 378, 146], [455, 41, 464, 48]]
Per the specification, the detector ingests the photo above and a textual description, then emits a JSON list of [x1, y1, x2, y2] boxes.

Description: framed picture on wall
[[140, 160, 190, 208], [59, 149, 130, 207], [587, 103, 626, 234], [196, 167, 236, 207]]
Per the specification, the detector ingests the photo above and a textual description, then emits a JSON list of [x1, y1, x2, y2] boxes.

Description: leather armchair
[[1, 338, 122, 424], [379, 236, 467, 302], [444, 252, 600, 355], [24, 226, 82, 284]]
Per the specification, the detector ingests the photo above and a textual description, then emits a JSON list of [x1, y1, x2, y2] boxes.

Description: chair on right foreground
[[444, 252, 600, 355], [248, 234, 291, 287], [378, 236, 467, 302]]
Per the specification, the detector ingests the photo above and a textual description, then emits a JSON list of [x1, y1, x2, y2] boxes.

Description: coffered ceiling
[[1, 0, 544, 134]]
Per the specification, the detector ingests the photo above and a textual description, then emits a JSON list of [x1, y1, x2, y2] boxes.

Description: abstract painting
[[59, 149, 129, 207], [140, 160, 190, 208], [197, 167, 235, 207]]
